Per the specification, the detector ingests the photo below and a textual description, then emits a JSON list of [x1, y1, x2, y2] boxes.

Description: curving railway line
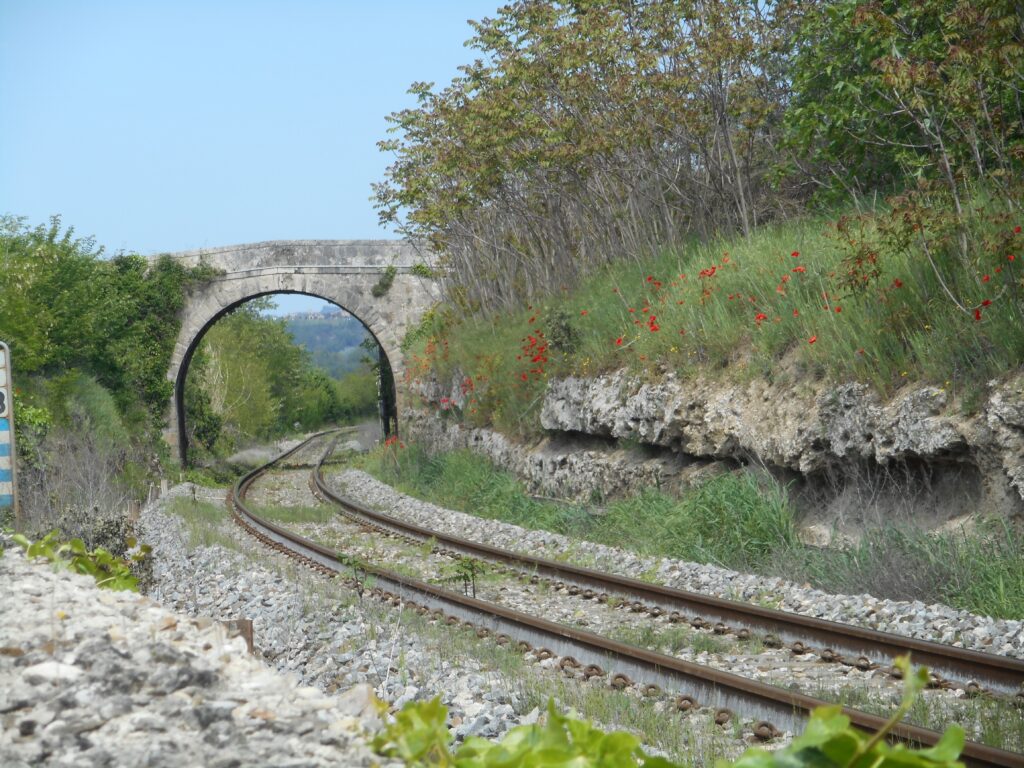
[[229, 430, 1024, 768]]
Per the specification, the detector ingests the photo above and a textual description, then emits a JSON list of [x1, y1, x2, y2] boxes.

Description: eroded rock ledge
[[406, 370, 1024, 521]]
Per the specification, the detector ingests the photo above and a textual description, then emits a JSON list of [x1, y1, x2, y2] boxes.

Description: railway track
[[231, 430, 1024, 768], [310, 437, 1024, 698]]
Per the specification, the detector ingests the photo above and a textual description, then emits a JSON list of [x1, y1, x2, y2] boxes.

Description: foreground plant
[[374, 656, 965, 768], [11, 530, 150, 591]]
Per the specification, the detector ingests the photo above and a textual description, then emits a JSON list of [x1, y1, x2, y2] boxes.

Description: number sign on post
[[0, 342, 19, 526]]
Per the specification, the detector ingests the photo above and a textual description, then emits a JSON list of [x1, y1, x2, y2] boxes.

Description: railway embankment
[[0, 535, 386, 767]]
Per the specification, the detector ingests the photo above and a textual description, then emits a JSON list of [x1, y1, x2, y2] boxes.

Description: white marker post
[[0, 342, 20, 530]]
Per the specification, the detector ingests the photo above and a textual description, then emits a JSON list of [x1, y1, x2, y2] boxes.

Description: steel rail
[[310, 444, 1024, 697], [232, 431, 1023, 768]]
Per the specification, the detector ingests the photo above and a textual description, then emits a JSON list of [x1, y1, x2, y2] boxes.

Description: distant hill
[[285, 313, 372, 378]]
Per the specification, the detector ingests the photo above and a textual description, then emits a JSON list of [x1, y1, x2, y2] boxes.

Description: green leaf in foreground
[[375, 657, 966, 768]]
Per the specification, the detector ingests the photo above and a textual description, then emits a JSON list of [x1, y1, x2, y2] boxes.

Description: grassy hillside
[[407, 199, 1023, 436]]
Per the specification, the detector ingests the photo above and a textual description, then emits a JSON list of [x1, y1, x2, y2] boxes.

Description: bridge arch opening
[[174, 291, 396, 466]]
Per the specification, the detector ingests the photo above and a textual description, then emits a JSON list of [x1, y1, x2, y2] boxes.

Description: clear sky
[[0, 1, 496, 313]]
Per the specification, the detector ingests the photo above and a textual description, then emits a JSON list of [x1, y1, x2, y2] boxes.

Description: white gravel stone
[[0, 544, 389, 768]]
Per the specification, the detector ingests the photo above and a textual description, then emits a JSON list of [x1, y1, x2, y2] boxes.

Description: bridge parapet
[[158, 239, 430, 272]]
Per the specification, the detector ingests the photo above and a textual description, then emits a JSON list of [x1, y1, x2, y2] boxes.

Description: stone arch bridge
[[160, 240, 439, 464]]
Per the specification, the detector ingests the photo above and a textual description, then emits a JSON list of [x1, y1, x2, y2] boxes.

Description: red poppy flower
[[996, 267, 1003, 274], [982, 274, 991, 283], [1015, 226, 1022, 234], [580, 310, 588, 315], [974, 308, 982, 321], [1009, 254, 1016, 262], [792, 266, 805, 274], [835, 306, 842, 313], [791, 251, 800, 258], [808, 335, 817, 344], [615, 337, 623, 346], [793, 309, 800, 317], [892, 278, 903, 288], [982, 299, 992, 307], [647, 275, 654, 282], [755, 312, 768, 324]]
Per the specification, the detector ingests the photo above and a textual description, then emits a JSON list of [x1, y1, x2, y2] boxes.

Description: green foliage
[[372, 265, 398, 298], [11, 530, 150, 592], [0, 215, 217, 422], [785, 0, 1023, 203], [375, 0, 801, 311], [374, 699, 677, 768], [375, 659, 964, 768], [411, 263, 438, 279], [184, 300, 379, 458]]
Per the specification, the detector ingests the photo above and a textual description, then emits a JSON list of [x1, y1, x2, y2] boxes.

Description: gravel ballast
[[0, 543, 386, 768], [326, 468, 1024, 658]]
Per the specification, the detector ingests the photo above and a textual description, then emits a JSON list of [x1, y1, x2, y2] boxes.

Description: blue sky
[[0, 1, 496, 314]]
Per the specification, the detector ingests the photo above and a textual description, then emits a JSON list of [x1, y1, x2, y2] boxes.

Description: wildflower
[[580, 310, 588, 316], [1015, 226, 1022, 234], [974, 308, 982, 321], [615, 337, 623, 346], [699, 266, 717, 278], [996, 267, 1003, 274], [982, 274, 991, 283], [892, 278, 903, 288], [755, 312, 768, 325], [808, 335, 817, 344], [1009, 254, 1016, 262], [793, 309, 799, 317], [835, 306, 842, 313], [722, 256, 730, 264], [628, 307, 636, 313], [791, 251, 800, 258], [982, 299, 992, 307]]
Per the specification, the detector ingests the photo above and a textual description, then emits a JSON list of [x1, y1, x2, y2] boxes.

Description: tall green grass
[[362, 445, 794, 572], [360, 445, 1024, 620], [408, 198, 1024, 435]]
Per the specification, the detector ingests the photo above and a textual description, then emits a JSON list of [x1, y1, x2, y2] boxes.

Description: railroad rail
[[230, 431, 1024, 768], [309, 437, 1024, 697]]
